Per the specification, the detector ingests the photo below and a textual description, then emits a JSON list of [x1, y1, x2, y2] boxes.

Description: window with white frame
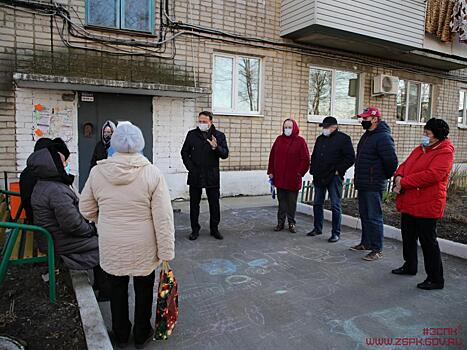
[[212, 54, 262, 115], [86, 0, 154, 33], [459, 90, 467, 126], [308, 67, 361, 121], [397, 80, 432, 123]]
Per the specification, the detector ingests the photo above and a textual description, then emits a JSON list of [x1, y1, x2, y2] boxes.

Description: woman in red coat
[[268, 119, 310, 233], [392, 118, 454, 290]]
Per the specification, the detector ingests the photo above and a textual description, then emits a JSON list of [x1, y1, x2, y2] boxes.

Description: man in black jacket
[[181, 111, 229, 240], [307, 117, 355, 242], [351, 107, 398, 262]]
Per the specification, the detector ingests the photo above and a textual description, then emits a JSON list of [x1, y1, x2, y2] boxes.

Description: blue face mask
[[65, 163, 72, 174], [284, 128, 293, 137], [421, 136, 430, 147]]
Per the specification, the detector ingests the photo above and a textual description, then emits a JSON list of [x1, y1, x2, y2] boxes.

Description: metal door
[[77, 92, 153, 190]]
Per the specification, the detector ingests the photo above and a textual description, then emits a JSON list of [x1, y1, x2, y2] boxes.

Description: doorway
[[77, 92, 153, 190]]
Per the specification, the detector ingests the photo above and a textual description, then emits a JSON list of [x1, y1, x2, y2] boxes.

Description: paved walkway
[[99, 196, 467, 350]]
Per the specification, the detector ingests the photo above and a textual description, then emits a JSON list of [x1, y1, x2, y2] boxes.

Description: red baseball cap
[[358, 107, 382, 119]]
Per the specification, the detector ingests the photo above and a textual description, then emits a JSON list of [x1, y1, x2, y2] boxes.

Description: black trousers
[[189, 186, 220, 233], [401, 214, 444, 284], [277, 188, 299, 225], [93, 265, 111, 296], [108, 271, 156, 343]]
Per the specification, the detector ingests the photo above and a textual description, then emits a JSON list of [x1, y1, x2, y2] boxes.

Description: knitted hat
[[52, 138, 70, 160], [110, 122, 145, 154], [424, 118, 450, 140]]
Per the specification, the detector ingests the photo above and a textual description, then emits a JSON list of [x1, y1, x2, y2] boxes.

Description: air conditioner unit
[[373, 74, 399, 95]]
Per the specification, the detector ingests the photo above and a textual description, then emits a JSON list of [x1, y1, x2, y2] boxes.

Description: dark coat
[[19, 167, 37, 224], [310, 130, 355, 186], [19, 138, 55, 223], [181, 125, 229, 188], [28, 148, 99, 270], [90, 120, 115, 169], [267, 119, 310, 191], [90, 141, 108, 169], [354, 121, 398, 192]]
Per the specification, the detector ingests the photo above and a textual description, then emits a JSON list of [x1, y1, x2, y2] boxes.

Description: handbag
[[154, 261, 179, 340]]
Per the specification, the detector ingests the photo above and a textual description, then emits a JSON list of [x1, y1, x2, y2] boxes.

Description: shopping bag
[[154, 261, 179, 340]]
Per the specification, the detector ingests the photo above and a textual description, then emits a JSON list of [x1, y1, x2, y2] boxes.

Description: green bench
[[0, 190, 56, 303]]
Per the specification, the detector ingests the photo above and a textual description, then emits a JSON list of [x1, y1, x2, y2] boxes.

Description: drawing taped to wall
[[33, 103, 73, 143]]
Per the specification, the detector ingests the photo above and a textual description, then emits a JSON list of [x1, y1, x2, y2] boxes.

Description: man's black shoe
[[306, 228, 322, 236], [328, 235, 340, 243], [417, 280, 444, 290], [211, 231, 224, 240], [392, 266, 417, 276], [288, 224, 297, 234], [189, 232, 199, 240]]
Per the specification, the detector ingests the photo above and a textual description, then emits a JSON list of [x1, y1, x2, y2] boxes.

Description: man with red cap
[[350, 107, 398, 261]]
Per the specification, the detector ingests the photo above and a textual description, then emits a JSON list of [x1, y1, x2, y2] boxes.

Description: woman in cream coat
[[80, 122, 175, 349]]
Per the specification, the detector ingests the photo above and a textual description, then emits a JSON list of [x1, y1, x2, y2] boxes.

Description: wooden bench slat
[[23, 231, 34, 259], [10, 231, 22, 261], [0, 201, 7, 214]]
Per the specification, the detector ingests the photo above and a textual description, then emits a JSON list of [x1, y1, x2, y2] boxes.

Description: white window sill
[[396, 121, 426, 126], [307, 116, 360, 126], [214, 112, 264, 117], [458, 124, 467, 129]]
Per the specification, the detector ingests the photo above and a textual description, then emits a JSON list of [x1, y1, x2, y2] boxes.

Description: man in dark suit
[[181, 111, 229, 240]]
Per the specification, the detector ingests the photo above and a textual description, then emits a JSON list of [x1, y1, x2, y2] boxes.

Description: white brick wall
[[152, 97, 271, 199], [153, 97, 196, 174]]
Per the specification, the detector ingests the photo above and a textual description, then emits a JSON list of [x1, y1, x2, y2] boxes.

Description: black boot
[[210, 230, 223, 240], [288, 224, 297, 234], [274, 223, 284, 232], [135, 328, 154, 349], [189, 232, 199, 240]]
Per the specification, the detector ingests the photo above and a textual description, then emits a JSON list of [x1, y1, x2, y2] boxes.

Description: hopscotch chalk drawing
[[199, 259, 237, 276]]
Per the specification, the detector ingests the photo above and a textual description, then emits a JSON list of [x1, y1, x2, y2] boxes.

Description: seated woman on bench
[[27, 139, 108, 299], [19, 137, 54, 224]]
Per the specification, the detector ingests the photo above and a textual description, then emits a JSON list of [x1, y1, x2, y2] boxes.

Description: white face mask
[[198, 123, 209, 132], [322, 129, 332, 137], [284, 128, 293, 137]]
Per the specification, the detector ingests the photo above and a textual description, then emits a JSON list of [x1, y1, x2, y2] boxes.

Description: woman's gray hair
[[110, 122, 145, 154]]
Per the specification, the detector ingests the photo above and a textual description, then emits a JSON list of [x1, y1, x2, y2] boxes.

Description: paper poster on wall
[[33, 103, 74, 143]]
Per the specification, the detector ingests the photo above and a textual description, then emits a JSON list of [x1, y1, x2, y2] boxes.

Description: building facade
[[1, 0, 466, 198]]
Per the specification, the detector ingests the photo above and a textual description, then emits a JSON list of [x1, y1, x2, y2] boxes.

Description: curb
[[70, 270, 113, 350], [296, 202, 467, 260]]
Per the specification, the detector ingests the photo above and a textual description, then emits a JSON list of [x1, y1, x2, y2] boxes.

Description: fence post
[[300, 181, 306, 203]]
